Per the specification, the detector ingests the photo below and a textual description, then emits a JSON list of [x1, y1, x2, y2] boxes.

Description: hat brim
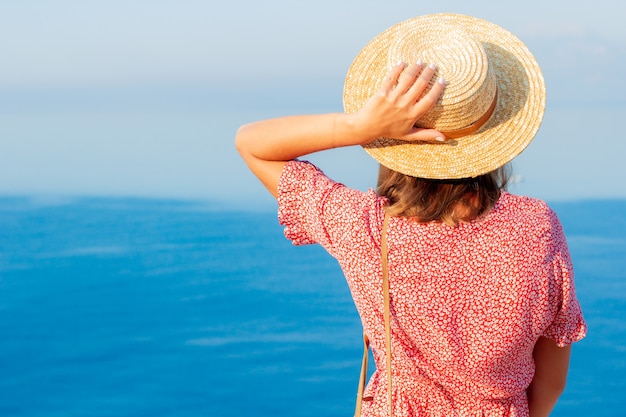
[[343, 13, 546, 179]]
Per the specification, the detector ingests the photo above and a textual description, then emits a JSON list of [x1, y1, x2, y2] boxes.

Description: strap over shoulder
[[382, 213, 393, 416], [355, 213, 393, 417]]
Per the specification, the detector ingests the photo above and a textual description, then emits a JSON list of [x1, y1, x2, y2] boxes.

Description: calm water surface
[[0, 196, 624, 416]]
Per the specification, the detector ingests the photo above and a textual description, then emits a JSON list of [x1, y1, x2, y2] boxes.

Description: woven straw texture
[[343, 13, 546, 179]]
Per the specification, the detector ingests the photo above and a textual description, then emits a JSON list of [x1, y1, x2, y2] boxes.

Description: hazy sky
[[1, 0, 625, 206]]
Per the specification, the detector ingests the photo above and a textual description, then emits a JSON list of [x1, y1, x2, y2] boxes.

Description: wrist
[[342, 112, 378, 146]]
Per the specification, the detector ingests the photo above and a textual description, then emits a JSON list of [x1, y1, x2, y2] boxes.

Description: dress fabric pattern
[[277, 160, 587, 417]]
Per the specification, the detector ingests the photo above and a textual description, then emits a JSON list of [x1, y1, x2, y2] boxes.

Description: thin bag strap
[[381, 213, 393, 416], [354, 213, 393, 417], [354, 333, 369, 417]]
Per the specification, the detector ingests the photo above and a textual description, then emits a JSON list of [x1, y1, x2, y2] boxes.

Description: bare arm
[[234, 62, 446, 197], [527, 337, 572, 417]]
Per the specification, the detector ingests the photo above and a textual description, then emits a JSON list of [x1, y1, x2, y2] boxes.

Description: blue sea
[[0, 196, 625, 417]]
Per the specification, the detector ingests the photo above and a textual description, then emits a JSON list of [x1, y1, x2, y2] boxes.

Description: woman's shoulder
[[495, 191, 562, 233], [498, 191, 554, 215], [278, 159, 387, 247]]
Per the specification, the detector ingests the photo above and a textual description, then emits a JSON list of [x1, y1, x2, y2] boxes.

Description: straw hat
[[343, 13, 546, 179]]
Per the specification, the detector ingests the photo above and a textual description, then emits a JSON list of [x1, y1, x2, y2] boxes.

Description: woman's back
[[278, 161, 586, 415]]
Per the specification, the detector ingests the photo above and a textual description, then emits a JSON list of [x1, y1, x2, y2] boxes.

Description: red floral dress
[[277, 160, 587, 417]]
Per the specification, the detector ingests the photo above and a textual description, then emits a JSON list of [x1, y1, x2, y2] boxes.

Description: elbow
[[542, 379, 567, 398], [553, 377, 568, 396], [234, 124, 265, 170], [549, 378, 568, 402], [234, 125, 249, 157], [526, 380, 567, 417], [531, 367, 569, 399], [235, 124, 262, 165], [529, 375, 567, 397]]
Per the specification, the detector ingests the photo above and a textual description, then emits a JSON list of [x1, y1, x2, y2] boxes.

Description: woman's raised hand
[[353, 61, 446, 143], [235, 61, 446, 197]]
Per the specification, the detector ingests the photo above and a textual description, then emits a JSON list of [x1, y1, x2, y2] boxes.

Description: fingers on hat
[[414, 75, 445, 113], [394, 62, 425, 94], [405, 64, 441, 105], [379, 62, 406, 93], [411, 128, 447, 143]]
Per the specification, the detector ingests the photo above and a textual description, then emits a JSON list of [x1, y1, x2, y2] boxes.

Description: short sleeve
[[541, 210, 587, 346], [276, 160, 384, 253]]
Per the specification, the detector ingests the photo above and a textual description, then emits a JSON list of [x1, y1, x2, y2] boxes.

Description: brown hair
[[377, 164, 510, 226]]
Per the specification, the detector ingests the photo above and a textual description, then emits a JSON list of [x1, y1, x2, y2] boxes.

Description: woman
[[235, 14, 586, 417]]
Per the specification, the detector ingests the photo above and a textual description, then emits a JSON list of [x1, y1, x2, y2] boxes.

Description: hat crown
[[387, 23, 497, 131]]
